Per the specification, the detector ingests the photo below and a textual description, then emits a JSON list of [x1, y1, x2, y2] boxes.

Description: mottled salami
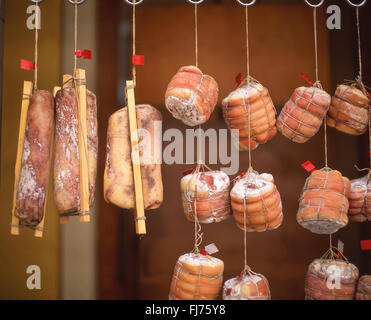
[[53, 87, 98, 215], [15, 90, 54, 226]]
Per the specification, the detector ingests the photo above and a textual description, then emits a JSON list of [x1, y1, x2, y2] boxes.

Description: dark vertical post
[[0, 0, 5, 180]]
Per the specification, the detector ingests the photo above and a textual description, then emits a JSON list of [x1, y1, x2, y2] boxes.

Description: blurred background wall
[[0, 0, 370, 300]]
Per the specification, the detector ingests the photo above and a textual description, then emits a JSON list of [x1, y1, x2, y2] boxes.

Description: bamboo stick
[[76, 69, 90, 223], [126, 80, 146, 235]]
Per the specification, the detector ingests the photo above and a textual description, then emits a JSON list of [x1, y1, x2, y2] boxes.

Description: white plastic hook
[[304, 0, 325, 8], [187, 0, 205, 4], [346, 0, 367, 7], [30, 0, 45, 3], [237, 0, 257, 7], [68, 0, 86, 4], [125, 0, 144, 5]]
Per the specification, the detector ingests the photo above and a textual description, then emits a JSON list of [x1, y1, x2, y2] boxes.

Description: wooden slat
[[76, 69, 90, 223], [126, 80, 146, 235], [11, 81, 33, 236]]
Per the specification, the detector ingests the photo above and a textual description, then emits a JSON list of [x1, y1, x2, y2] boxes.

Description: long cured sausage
[[15, 90, 54, 226], [104, 104, 163, 210], [54, 87, 98, 215]]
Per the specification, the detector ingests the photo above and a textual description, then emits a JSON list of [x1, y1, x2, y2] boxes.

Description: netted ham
[[327, 84, 369, 135], [305, 259, 359, 300], [276, 86, 331, 143], [348, 174, 371, 222], [54, 88, 98, 216], [356, 275, 371, 300], [222, 81, 277, 151], [15, 90, 54, 227], [297, 168, 350, 234], [230, 172, 283, 232], [169, 253, 224, 300], [223, 273, 271, 300], [165, 66, 219, 126], [180, 170, 231, 224]]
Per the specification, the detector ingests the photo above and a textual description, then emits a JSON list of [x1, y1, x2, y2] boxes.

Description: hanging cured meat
[[104, 104, 163, 210], [348, 174, 371, 222], [54, 87, 98, 216], [181, 170, 231, 224], [356, 275, 371, 300], [297, 168, 350, 234], [165, 66, 219, 126], [222, 80, 277, 151], [14, 90, 54, 227], [230, 171, 283, 232], [223, 273, 271, 300], [327, 84, 369, 135], [169, 253, 224, 300], [305, 259, 359, 300], [276, 86, 331, 143]]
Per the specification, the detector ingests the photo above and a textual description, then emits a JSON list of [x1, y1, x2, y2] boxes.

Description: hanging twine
[[245, 6, 253, 171], [132, 0, 137, 87], [354, 7, 371, 168], [190, 163, 205, 254], [312, 7, 328, 168], [194, 4, 198, 68], [73, 0, 78, 80], [34, 0, 39, 91], [321, 234, 349, 262]]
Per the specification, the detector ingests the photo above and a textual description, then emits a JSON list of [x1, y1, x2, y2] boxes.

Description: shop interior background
[[0, 0, 370, 300]]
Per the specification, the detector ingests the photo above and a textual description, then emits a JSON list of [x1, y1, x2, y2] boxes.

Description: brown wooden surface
[[97, 1, 370, 300]]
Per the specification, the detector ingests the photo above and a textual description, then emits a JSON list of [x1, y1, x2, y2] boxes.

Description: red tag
[[132, 55, 145, 66], [367, 91, 371, 99], [361, 240, 371, 251], [182, 168, 195, 177], [200, 249, 207, 256], [75, 50, 92, 60], [235, 72, 242, 86], [337, 252, 342, 259], [300, 72, 314, 87], [236, 273, 243, 279], [239, 172, 246, 178], [20, 59, 35, 71], [301, 161, 316, 173]]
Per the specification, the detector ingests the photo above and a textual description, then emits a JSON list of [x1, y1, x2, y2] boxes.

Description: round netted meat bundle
[[221, 81, 277, 151], [169, 253, 224, 300], [327, 84, 369, 135], [230, 172, 283, 232], [297, 168, 350, 234], [181, 171, 231, 224], [165, 66, 219, 127], [223, 273, 271, 300], [305, 259, 359, 300], [276, 86, 331, 143], [348, 174, 371, 222], [356, 275, 371, 300]]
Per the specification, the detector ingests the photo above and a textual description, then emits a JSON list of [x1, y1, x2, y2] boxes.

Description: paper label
[[204, 243, 219, 255], [75, 50, 92, 60], [235, 72, 242, 86], [300, 72, 314, 86], [337, 240, 344, 254], [20, 59, 35, 70], [361, 240, 371, 251], [301, 161, 316, 173], [132, 55, 145, 66]]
